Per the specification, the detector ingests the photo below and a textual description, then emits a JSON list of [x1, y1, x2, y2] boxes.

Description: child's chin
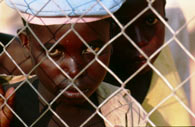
[[59, 96, 88, 105]]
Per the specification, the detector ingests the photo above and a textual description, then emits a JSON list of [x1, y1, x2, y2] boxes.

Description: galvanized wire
[[0, 0, 194, 126]]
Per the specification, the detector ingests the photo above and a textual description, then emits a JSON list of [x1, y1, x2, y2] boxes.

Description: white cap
[[6, 0, 126, 25], [21, 12, 111, 25]]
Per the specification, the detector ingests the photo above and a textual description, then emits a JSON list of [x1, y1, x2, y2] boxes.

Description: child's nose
[[60, 55, 81, 79], [134, 26, 142, 43], [128, 25, 148, 47]]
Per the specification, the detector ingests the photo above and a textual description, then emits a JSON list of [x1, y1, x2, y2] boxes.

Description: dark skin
[[0, 22, 111, 127], [0, 0, 166, 126], [19, 20, 111, 126], [0, 86, 15, 127]]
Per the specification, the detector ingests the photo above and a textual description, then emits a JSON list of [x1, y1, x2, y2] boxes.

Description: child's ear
[[17, 29, 29, 49]]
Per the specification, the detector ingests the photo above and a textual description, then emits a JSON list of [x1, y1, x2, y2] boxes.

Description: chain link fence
[[0, 0, 194, 126]]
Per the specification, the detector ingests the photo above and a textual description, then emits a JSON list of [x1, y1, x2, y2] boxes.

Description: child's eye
[[45, 43, 64, 58], [49, 48, 63, 57], [82, 46, 100, 55], [145, 16, 158, 25], [82, 40, 104, 55]]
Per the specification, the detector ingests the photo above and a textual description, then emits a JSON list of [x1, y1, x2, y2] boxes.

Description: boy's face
[[110, 0, 166, 78], [23, 20, 111, 103]]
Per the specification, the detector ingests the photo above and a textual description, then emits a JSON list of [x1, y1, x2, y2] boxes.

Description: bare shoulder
[[0, 33, 32, 75]]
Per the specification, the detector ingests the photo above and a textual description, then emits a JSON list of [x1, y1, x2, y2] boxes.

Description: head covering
[[5, 0, 126, 25]]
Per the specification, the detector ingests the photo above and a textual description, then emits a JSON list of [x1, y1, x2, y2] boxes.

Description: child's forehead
[[28, 20, 109, 44], [115, 0, 165, 17], [30, 19, 108, 32]]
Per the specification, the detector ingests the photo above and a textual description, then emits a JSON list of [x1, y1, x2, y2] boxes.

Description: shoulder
[[97, 82, 147, 126]]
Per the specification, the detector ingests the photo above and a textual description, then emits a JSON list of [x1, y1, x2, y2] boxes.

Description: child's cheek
[[87, 54, 110, 80]]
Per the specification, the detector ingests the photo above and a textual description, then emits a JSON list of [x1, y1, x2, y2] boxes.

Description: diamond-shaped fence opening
[[0, 0, 195, 126]]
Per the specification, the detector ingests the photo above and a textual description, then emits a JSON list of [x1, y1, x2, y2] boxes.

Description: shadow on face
[[104, 0, 166, 103], [19, 20, 112, 104], [106, 0, 166, 81]]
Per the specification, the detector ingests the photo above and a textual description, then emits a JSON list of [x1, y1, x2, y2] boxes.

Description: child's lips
[[57, 79, 90, 99], [134, 54, 146, 62], [133, 54, 147, 69], [59, 88, 89, 99]]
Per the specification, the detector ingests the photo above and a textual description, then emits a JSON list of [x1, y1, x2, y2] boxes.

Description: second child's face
[[25, 21, 111, 104], [110, 0, 166, 79]]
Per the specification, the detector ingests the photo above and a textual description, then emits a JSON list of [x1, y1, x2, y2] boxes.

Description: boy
[[0, 0, 192, 126]]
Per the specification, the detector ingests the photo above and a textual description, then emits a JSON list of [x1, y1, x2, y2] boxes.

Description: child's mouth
[[59, 88, 89, 99]]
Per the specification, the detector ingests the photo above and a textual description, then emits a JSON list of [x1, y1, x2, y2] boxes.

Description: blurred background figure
[[165, 0, 195, 125], [166, 0, 190, 103]]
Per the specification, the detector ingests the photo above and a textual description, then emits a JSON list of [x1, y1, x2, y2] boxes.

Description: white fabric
[[21, 12, 110, 25], [165, 0, 191, 101], [97, 82, 147, 127], [5, 0, 125, 16]]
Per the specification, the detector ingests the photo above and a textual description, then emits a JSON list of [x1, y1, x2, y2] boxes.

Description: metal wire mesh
[[0, 0, 194, 126]]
